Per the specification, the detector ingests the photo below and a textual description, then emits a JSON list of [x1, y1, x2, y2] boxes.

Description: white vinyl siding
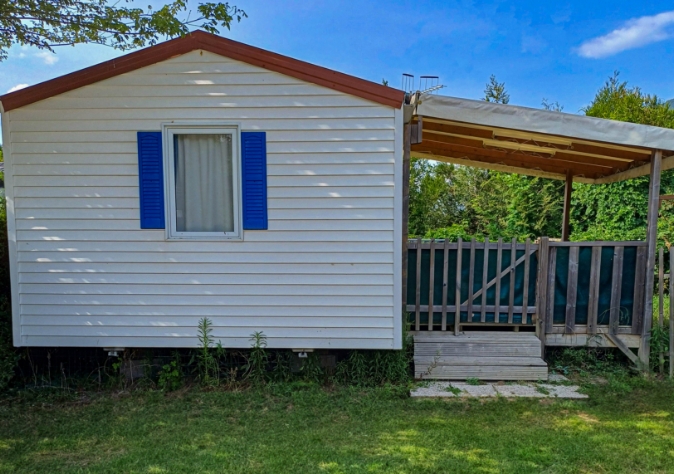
[[3, 50, 402, 350]]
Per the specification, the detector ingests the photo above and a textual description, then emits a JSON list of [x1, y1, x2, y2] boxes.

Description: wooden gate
[[406, 238, 538, 334], [537, 239, 646, 359]]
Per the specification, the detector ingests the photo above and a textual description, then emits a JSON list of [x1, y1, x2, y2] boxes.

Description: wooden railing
[[538, 239, 647, 337], [406, 237, 538, 334], [406, 238, 649, 334]]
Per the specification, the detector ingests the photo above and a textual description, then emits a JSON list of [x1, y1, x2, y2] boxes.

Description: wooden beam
[[606, 334, 641, 367], [562, 171, 573, 241], [594, 153, 674, 185], [416, 138, 615, 177], [546, 333, 641, 348], [640, 150, 663, 370], [411, 151, 578, 183], [422, 117, 652, 162]]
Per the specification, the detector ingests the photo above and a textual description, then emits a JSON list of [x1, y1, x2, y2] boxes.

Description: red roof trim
[[0, 31, 405, 111]]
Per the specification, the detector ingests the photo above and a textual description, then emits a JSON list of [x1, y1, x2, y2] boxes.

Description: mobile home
[[0, 31, 405, 351], [4, 31, 674, 379]]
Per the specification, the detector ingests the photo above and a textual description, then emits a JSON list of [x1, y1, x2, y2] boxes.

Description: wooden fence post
[[659, 247, 665, 373], [536, 237, 550, 352], [454, 238, 463, 335], [670, 248, 674, 379], [640, 150, 663, 370]]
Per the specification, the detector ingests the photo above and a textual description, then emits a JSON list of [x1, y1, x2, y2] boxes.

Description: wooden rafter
[[413, 116, 664, 182], [413, 139, 616, 178]]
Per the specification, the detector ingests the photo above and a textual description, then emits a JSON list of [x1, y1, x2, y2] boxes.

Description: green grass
[[1, 379, 674, 474]]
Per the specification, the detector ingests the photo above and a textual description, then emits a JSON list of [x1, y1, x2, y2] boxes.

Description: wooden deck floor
[[413, 331, 548, 381]]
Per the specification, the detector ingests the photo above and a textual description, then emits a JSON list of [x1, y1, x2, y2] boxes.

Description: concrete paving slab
[[494, 384, 545, 397], [411, 382, 458, 397], [411, 381, 588, 399], [456, 383, 498, 397], [548, 373, 569, 382]]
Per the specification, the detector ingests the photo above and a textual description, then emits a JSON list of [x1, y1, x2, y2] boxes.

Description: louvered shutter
[[137, 131, 165, 229], [241, 131, 268, 230]]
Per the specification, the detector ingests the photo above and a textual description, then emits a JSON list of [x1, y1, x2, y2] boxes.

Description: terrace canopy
[[402, 92, 674, 368], [408, 93, 674, 184]]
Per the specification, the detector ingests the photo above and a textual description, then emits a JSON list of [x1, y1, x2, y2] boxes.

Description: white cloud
[[577, 10, 674, 58], [7, 84, 29, 93], [34, 51, 59, 65]]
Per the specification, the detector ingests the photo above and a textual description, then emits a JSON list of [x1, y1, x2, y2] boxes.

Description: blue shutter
[[137, 131, 165, 229], [241, 131, 268, 230]]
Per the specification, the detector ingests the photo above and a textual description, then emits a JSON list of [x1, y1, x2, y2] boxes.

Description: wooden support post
[[640, 150, 663, 371], [441, 239, 449, 331], [481, 237, 489, 323], [454, 238, 463, 335], [467, 239, 476, 323], [495, 238, 503, 323], [609, 246, 624, 335], [545, 246, 557, 335], [670, 248, 674, 379], [402, 123, 411, 330], [561, 171, 573, 241], [632, 246, 647, 334], [565, 246, 579, 334], [522, 238, 531, 325], [428, 239, 436, 331], [415, 236, 422, 332], [587, 246, 601, 336], [536, 237, 550, 353], [659, 247, 665, 373], [508, 238, 516, 324]]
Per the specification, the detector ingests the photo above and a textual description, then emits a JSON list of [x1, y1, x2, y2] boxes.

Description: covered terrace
[[402, 93, 674, 369]]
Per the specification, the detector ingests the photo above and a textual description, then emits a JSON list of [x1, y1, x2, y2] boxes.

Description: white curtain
[[174, 134, 234, 232]]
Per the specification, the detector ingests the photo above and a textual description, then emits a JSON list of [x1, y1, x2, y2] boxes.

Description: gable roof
[[0, 31, 405, 111]]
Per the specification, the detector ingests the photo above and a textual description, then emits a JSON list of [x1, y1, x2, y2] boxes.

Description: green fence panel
[[406, 242, 537, 326]]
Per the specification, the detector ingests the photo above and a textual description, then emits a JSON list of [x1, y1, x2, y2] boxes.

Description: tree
[[542, 98, 564, 112], [571, 72, 674, 244], [483, 74, 509, 104], [0, 0, 246, 61], [408, 158, 462, 237]]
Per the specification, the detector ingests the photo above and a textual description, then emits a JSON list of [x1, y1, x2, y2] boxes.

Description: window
[[164, 125, 241, 239]]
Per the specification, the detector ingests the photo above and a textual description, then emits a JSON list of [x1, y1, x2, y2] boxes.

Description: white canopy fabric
[[410, 93, 674, 184], [414, 93, 674, 153]]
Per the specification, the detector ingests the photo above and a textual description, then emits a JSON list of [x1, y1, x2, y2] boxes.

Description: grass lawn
[[1, 379, 674, 473]]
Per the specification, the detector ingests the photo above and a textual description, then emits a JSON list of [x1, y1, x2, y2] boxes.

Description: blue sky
[[2, 1, 674, 114]]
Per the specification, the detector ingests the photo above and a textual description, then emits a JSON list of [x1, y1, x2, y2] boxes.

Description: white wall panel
[[4, 50, 401, 349]]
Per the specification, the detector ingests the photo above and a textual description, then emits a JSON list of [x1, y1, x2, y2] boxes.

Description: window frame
[[162, 123, 243, 241]]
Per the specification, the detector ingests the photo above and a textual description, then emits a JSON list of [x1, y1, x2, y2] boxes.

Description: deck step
[[415, 365, 549, 381], [414, 343, 540, 357], [413, 331, 548, 381], [415, 356, 547, 367]]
